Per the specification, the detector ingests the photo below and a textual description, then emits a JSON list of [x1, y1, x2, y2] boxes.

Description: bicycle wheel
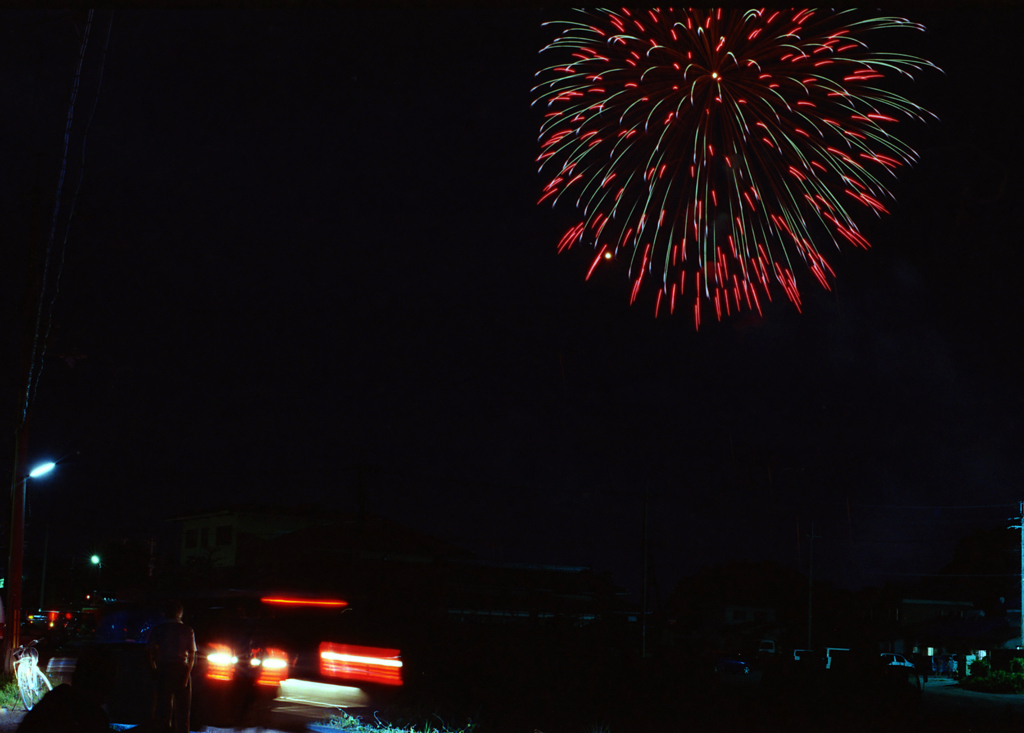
[[17, 662, 51, 711]]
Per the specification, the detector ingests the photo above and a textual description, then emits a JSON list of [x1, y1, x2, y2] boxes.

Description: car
[[881, 652, 915, 669], [825, 647, 851, 670], [713, 655, 750, 674], [199, 592, 410, 727], [182, 592, 405, 729], [47, 593, 405, 730]]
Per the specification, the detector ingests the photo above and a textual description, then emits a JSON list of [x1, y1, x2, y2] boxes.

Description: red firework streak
[[534, 9, 938, 327]]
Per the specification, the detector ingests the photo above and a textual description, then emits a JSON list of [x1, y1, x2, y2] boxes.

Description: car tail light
[[254, 647, 289, 687], [261, 596, 348, 608], [319, 642, 403, 686], [206, 643, 238, 681]]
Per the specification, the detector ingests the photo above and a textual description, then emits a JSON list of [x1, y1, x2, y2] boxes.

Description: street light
[[28, 462, 55, 479], [90, 554, 102, 595], [5, 460, 56, 668]]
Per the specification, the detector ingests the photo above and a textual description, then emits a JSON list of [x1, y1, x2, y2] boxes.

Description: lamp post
[[5, 460, 56, 670], [1011, 503, 1024, 652]]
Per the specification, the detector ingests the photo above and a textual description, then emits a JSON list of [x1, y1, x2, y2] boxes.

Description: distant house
[[723, 605, 776, 626], [171, 504, 470, 576], [896, 597, 1020, 662], [174, 504, 326, 569], [169, 504, 628, 628], [713, 605, 780, 655], [899, 598, 974, 627]]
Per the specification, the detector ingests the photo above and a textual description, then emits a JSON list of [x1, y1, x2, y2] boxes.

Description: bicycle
[[12, 639, 52, 711]]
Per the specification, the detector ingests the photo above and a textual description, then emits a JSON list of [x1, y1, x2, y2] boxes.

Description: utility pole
[[39, 526, 49, 611], [5, 174, 44, 672], [641, 489, 649, 659], [6, 9, 107, 672], [807, 521, 820, 650], [1011, 503, 1023, 649]]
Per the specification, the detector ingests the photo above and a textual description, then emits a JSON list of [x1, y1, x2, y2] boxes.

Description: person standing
[[147, 599, 197, 733], [913, 651, 929, 684]]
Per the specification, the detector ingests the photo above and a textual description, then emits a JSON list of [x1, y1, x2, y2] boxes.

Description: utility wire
[[851, 504, 1017, 510], [35, 10, 113, 407], [868, 572, 1022, 578], [22, 9, 95, 424]]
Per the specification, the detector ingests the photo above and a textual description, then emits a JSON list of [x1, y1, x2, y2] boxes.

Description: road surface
[[4, 678, 1024, 732]]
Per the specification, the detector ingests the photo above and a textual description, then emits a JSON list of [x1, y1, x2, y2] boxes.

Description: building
[[175, 504, 325, 569], [169, 504, 629, 629]]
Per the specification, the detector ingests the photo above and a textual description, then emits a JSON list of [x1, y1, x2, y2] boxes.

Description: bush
[[1011, 657, 1024, 675], [969, 658, 991, 678], [959, 670, 1024, 694]]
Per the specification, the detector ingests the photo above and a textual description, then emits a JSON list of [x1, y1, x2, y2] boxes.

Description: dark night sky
[[2, 7, 1023, 601]]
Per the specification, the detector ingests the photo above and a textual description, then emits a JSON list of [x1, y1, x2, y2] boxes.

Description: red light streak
[[586, 246, 607, 280], [260, 597, 348, 608], [320, 643, 403, 686]]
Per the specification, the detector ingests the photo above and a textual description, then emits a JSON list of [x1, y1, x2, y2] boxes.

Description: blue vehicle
[[713, 655, 750, 674]]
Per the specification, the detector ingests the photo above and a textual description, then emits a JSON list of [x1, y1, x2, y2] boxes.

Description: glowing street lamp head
[[28, 462, 56, 479], [90, 555, 101, 565]]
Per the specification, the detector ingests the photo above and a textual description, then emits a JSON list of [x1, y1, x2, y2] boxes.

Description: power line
[[868, 571, 1021, 578], [23, 10, 96, 424], [851, 538, 960, 544], [852, 503, 1017, 510]]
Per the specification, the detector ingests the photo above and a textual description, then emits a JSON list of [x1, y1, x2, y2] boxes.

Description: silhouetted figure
[[146, 599, 196, 733], [913, 652, 929, 683], [17, 645, 116, 733]]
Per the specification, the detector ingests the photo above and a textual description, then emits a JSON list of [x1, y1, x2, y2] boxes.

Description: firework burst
[[534, 9, 938, 326]]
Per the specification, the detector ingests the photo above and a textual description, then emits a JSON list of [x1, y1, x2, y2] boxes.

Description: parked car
[[713, 655, 750, 674], [881, 653, 914, 669], [825, 647, 851, 670]]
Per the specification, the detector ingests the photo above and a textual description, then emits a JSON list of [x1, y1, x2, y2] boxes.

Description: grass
[[315, 712, 614, 733], [0, 670, 61, 711], [0, 674, 20, 710], [316, 708, 478, 733]]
